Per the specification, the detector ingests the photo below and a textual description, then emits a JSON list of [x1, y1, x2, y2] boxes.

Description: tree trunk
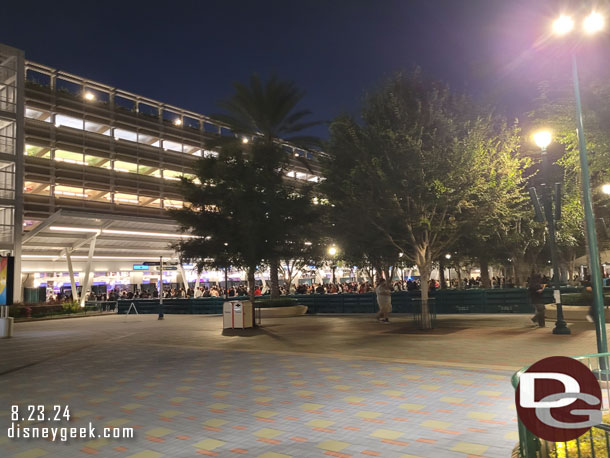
[[247, 267, 256, 327], [439, 259, 446, 289], [456, 268, 463, 290], [269, 258, 281, 298], [418, 261, 433, 329], [479, 256, 491, 288]]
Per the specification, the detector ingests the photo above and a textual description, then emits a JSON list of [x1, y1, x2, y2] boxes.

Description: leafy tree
[[323, 71, 529, 328], [207, 74, 322, 297]]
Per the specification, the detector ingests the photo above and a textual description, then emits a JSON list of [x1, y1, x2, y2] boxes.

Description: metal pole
[[158, 255, 164, 320], [541, 146, 569, 334], [572, 55, 607, 352], [225, 266, 228, 299]]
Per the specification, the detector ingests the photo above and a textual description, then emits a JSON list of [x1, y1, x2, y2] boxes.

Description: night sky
[[2, 0, 609, 137]]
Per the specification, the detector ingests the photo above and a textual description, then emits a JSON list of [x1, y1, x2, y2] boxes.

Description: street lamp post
[[533, 131, 569, 334], [328, 246, 338, 284], [550, 11, 608, 351]]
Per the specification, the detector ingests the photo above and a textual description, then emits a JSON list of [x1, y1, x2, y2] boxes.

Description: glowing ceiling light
[[173, 119, 182, 126], [242, 137, 249, 144], [84, 92, 96, 101]]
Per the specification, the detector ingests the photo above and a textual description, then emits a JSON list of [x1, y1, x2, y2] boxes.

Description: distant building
[[0, 42, 321, 301]]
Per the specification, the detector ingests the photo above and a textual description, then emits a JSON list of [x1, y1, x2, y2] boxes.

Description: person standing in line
[[528, 273, 546, 327], [375, 277, 392, 323]]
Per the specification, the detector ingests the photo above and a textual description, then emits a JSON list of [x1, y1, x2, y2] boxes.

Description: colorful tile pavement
[[1, 341, 517, 457]]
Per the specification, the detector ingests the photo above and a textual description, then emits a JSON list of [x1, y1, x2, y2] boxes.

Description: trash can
[[223, 301, 253, 329], [0, 305, 13, 338]]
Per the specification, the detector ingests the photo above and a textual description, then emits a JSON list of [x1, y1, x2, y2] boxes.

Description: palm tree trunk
[[269, 258, 281, 298]]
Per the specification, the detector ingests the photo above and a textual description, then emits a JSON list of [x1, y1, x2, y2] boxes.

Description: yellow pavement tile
[[290, 380, 307, 386], [121, 403, 143, 410], [254, 428, 284, 439], [344, 396, 365, 402], [294, 390, 315, 397], [477, 390, 502, 396], [307, 419, 335, 428], [419, 384, 441, 390], [73, 409, 93, 417], [159, 410, 182, 418], [83, 438, 110, 449], [451, 442, 489, 455], [126, 452, 162, 458], [381, 390, 404, 397], [435, 370, 453, 375], [15, 449, 48, 458], [212, 391, 231, 397], [421, 420, 452, 429], [388, 366, 405, 371], [88, 397, 110, 403], [286, 372, 301, 376], [355, 411, 382, 419], [505, 431, 520, 440], [371, 429, 404, 440], [357, 371, 374, 376], [257, 453, 292, 458], [252, 410, 279, 418], [484, 374, 506, 380], [399, 403, 425, 411], [203, 419, 228, 427], [402, 374, 422, 380], [453, 379, 474, 385], [182, 377, 196, 382], [252, 376, 267, 381], [370, 380, 388, 385], [254, 397, 274, 403], [253, 385, 271, 391], [145, 427, 175, 437], [467, 411, 497, 420], [106, 418, 131, 427], [176, 386, 193, 392], [318, 368, 333, 372], [208, 403, 232, 410], [193, 438, 226, 450], [216, 381, 230, 386], [400, 454, 424, 458], [104, 386, 119, 393], [326, 376, 342, 380], [169, 397, 189, 403], [219, 372, 232, 377], [334, 385, 353, 390], [251, 368, 266, 373], [300, 403, 324, 410], [133, 392, 153, 397], [316, 440, 351, 452], [440, 397, 465, 403]]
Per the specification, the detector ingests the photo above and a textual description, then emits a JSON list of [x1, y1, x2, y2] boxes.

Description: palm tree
[[211, 74, 321, 297]]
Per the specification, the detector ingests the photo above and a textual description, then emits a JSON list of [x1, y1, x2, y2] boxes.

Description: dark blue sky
[[3, 0, 609, 137]]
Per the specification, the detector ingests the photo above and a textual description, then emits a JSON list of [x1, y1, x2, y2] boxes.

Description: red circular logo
[[515, 356, 602, 442]]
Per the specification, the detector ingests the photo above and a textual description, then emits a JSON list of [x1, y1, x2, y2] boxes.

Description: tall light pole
[[328, 246, 338, 284], [533, 130, 569, 334], [550, 11, 607, 351]]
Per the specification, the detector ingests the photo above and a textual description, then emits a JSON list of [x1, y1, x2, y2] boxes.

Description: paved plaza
[[0, 313, 606, 457]]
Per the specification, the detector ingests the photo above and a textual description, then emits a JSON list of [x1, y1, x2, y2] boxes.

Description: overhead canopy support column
[[66, 251, 77, 302], [79, 235, 97, 307]]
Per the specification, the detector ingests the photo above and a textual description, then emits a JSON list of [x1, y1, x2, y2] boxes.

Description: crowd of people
[[46, 275, 527, 303]]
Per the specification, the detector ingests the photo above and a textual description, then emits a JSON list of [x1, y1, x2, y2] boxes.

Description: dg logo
[[515, 356, 603, 442]]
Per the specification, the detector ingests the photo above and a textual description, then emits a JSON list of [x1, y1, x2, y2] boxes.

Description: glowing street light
[[552, 15, 574, 35], [241, 137, 249, 144], [530, 130, 569, 334], [328, 246, 338, 283], [173, 118, 182, 126], [328, 246, 337, 256], [445, 253, 452, 260], [583, 11, 604, 34], [84, 92, 95, 101], [547, 10, 607, 350], [602, 184, 610, 195], [533, 130, 552, 149]]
